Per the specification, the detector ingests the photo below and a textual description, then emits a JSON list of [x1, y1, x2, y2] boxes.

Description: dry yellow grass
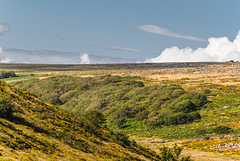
[[131, 136, 240, 161], [145, 63, 240, 87], [181, 149, 240, 161]]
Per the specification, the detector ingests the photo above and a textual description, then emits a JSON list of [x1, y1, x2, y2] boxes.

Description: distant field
[[0, 62, 223, 71]]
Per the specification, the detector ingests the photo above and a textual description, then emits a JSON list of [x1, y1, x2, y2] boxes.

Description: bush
[[84, 110, 106, 128], [195, 128, 208, 136], [102, 75, 121, 84], [0, 71, 17, 79], [164, 112, 201, 126], [191, 93, 207, 107], [212, 126, 232, 134], [174, 100, 196, 112], [0, 98, 13, 119], [159, 144, 192, 161], [79, 83, 90, 90], [136, 110, 149, 121], [114, 132, 130, 147], [114, 118, 126, 129], [189, 111, 201, 120], [124, 80, 144, 87], [199, 89, 211, 95]]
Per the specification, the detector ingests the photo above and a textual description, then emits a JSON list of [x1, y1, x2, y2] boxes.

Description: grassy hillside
[[4, 62, 240, 160], [0, 80, 163, 160], [13, 75, 207, 138]]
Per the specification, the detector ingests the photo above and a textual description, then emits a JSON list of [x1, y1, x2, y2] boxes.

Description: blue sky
[[0, 0, 240, 62]]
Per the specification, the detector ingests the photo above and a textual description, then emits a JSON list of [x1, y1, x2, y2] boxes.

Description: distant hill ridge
[[0, 62, 223, 71]]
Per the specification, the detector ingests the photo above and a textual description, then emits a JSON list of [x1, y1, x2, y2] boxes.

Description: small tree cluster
[[0, 71, 17, 79], [84, 110, 106, 128], [159, 144, 192, 161]]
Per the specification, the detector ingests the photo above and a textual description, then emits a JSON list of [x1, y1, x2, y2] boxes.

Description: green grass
[[12, 75, 210, 140], [11, 74, 240, 141], [105, 81, 240, 140]]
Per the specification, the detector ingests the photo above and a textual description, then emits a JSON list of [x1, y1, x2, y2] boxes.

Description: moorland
[[1, 62, 240, 161]]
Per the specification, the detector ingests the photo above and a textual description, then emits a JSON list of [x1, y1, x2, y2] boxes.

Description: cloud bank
[[137, 25, 205, 42], [0, 49, 136, 64], [145, 30, 240, 63], [80, 53, 91, 64], [0, 46, 11, 63], [0, 23, 10, 35]]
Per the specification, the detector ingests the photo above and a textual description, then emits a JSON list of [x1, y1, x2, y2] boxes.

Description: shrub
[[114, 106, 133, 119], [164, 114, 178, 125], [124, 80, 144, 87], [188, 111, 201, 120], [0, 71, 17, 79], [191, 93, 207, 107], [159, 144, 192, 161], [114, 118, 126, 129], [199, 89, 211, 95], [102, 75, 121, 84], [0, 97, 13, 119], [136, 110, 149, 121], [79, 83, 90, 90], [195, 128, 207, 136], [164, 112, 201, 126], [212, 126, 232, 134], [174, 100, 196, 112], [84, 110, 106, 128], [114, 132, 130, 147]]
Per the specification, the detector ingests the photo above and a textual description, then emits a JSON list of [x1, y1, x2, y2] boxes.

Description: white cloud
[[137, 25, 206, 42], [0, 23, 11, 62], [80, 53, 91, 64], [0, 47, 11, 63], [0, 23, 10, 35], [145, 30, 240, 62], [105, 46, 142, 52], [0, 56, 11, 63]]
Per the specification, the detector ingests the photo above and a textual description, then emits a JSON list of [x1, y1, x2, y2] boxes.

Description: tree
[[159, 144, 192, 161], [84, 110, 106, 128], [0, 97, 13, 119], [0, 71, 17, 79]]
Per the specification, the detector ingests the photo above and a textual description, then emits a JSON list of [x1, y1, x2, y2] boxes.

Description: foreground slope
[[0, 81, 160, 160]]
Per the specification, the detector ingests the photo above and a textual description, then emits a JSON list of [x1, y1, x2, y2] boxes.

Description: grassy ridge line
[[0, 62, 222, 71], [0, 81, 161, 160]]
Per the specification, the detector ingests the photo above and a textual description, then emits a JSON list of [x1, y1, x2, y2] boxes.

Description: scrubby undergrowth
[[0, 81, 162, 160], [14, 75, 207, 137]]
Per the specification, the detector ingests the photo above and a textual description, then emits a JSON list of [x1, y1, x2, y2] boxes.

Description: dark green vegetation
[[0, 96, 14, 119], [159, 144, 191, 161], [14, 75, 207, 137], [0, 81, 164, 160], [0, 71, 17, 79]]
